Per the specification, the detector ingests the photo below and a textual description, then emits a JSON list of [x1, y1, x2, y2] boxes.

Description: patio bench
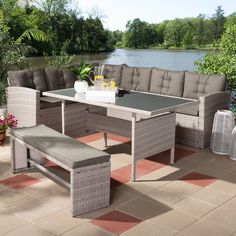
[[10, 124, 111, 217]]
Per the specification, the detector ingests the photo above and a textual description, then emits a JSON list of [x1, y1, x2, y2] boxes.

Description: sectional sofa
[[7, 64, 230, 148]]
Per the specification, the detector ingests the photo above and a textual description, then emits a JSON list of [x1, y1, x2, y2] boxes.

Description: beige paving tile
[[33, 210, 86, 235], [116, 181, 157, 196], [0, 184, 15, 193], [110, 189, 137, 208], [143, 181, 201, 206], [223, 169, 236, 185], [4, 224, 55, 236], [221, 196, 236, 209], [27, 172, 48, 181], [11, 199, 59, 222], [19, 180, 56, 199], [0, 212, 28, 235], [0, 191, 37, 211], [208, 179, 236, 195], [40, 191, 70, 210], [173, 197, 215, 218], [174, 152, 216, 170], [177, 219, 234, 236], [149, 210, 196, 232], [61, 222, 115, 236], [203, 202, 236, 231], [190, 187, 233, 206], [79, 206, 114, 220], [117, 197, 170, 220], [141, 188, 186, 206], [194, 157, 236, 178], [137, 166, 189, 188], [122, 221, 175, 236]]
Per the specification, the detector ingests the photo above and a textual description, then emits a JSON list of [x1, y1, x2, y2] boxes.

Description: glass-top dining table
[[43, 88, 199, 181]]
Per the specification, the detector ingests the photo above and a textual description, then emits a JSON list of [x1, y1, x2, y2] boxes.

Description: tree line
[[116, 6, 236, 49], [2, 1, 236, 56], [0, 0, 115, 55]]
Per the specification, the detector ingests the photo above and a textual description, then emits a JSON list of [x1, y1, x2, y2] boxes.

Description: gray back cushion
[[103, 64, 124, 86], [132, 67, 152, 92], [120, 66, 134, 90], [62, 69, 76, 88], [150, 68, 185, 97], [8, 68, 48, 92], [44, 68, 75, 91], [183, 72, 226, 99]]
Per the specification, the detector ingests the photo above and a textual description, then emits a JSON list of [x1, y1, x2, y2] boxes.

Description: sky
[[72, 0, 236, 31]]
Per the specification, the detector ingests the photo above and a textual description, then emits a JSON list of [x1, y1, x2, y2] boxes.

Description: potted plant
[[71, 61, 93, 93], [0, 113, 17, 144]]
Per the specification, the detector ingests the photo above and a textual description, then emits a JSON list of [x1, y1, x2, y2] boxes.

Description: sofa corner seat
[[7, 67, 88, 138]]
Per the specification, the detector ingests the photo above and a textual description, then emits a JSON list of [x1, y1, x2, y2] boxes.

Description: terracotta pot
[[0, 130, 6, 145]]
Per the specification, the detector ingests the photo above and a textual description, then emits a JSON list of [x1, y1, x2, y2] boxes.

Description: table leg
[[104, 133, 108, 147], [131, 113, 137, 182], [61, 100, 65, 135], [170, 146, 175, 165]]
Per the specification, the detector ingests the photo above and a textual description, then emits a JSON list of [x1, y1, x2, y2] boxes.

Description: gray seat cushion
[[183, 72, 226, 99], [149, 68, 184, 97], [11, 125, 110, 169]]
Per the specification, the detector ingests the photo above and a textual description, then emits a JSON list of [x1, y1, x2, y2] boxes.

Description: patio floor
[[1, 132, 236, 236]]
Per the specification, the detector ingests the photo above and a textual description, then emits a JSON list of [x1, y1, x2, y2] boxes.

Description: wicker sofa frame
[[7, 65, 230, 148]]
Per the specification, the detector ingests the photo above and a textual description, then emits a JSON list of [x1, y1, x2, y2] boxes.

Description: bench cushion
[[11, 125, 110, 169]]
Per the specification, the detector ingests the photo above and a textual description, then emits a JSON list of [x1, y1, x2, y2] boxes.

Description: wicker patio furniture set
[[7, 64, 229, 216]]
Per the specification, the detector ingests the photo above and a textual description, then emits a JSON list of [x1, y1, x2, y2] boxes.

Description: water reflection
[[27, 48, 206, 71]]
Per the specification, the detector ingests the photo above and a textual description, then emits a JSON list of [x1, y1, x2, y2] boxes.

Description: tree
[[212, 6, 226, 44], [124, 18, 157, 48], [164, 19, 184, 47], [195, 24, 236, 91]]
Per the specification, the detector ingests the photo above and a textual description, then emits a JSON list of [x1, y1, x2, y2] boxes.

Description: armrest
[[198, 91, 230, 148], [7, 86, 41, 127], [199, 91, 230, 118]]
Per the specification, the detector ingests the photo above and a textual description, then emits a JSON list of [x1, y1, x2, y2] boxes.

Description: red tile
[[108, 133, 130, 143], [0, 174, 40, 189], [91, 210, 142, 234], [78, 132, 103, 144], [111, 159, 165, 188], [44, 159, 57, 167], [78, 132, 130, 144], [179, 172, 216, 187]]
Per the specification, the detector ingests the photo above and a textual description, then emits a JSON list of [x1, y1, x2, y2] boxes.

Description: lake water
[[29, 48, 206, 72]]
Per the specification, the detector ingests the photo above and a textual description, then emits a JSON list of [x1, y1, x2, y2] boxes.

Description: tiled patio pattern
[[1, 132, 236, 235]]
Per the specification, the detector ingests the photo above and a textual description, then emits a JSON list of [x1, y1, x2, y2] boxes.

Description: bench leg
[[11, 137, 29, 173], [70, 162, 110, 217]]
